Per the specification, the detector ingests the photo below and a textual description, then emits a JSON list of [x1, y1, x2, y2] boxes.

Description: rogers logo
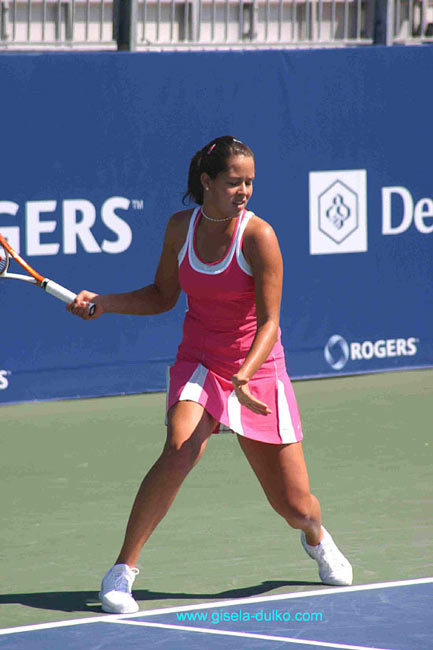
[[0, 370, 11, 390], [324, 335, 350, 370], [324, 335, 418, 370], [0, 196, 134, 257]]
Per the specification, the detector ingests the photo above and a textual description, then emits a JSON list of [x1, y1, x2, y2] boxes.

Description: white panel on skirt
[[277, 379, 297, 443], [179, 364, 209, 402], [227, 389, 244, 436]]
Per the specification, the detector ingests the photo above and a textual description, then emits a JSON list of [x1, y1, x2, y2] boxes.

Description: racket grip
[[42, 279, 96, 316]]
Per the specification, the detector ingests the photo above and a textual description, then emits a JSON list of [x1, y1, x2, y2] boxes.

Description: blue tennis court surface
[[1, 578, 431, 650]]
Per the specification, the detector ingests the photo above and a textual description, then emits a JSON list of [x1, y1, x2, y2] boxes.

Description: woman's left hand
[[232, 375, 272, 416]]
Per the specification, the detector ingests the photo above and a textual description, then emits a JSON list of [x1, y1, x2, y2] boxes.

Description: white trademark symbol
[[132, 200, 144, 210]]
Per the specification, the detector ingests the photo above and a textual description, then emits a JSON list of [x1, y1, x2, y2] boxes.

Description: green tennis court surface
[[0, 369, 432, 630]]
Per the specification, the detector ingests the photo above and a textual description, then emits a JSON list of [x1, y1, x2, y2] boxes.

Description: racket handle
[[42, 279, 96, 316]]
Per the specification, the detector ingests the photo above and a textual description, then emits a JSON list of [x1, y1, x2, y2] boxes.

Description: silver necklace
[[201, 208, 234, 223]]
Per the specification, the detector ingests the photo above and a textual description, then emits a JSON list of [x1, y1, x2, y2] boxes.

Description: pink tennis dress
[[166, 207, 303, 445]]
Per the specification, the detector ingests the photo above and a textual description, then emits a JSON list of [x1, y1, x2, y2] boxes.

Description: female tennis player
[[69, 135, 353, 614]]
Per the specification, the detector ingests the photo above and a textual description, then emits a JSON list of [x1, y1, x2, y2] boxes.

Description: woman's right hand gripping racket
[[0, 232, 96, 316]]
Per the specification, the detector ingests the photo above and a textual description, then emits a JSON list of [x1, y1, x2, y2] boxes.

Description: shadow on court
[[0, 580, 321, 614]]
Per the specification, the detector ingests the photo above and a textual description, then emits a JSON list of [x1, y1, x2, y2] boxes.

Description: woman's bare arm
[[232, 217, 283, 415], [68, 211, 190, 320]]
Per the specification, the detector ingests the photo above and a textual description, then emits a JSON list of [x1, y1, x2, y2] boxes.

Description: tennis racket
[[0, 232, 95, 316]]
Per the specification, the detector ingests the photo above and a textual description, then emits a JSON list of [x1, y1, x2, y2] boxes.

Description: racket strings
[[0, 245, 9, 274]]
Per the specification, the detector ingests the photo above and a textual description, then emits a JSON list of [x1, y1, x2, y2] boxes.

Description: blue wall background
[[1, 46, 432, 404]]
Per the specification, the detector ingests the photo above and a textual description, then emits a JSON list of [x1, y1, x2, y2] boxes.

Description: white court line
[[107, 619, 398, 650], [0, 576, 432, 636], [129, 576, 433, 619]]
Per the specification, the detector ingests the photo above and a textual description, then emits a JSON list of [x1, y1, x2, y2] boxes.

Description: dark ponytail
[[183, 135, 254, 205]]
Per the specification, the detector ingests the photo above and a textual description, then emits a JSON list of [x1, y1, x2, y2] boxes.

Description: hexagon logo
[[318, 180, 358, 244], [309, 170, 367, 255]]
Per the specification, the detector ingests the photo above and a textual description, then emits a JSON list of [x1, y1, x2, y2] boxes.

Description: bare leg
[[237, 437, 322, 546], [115, 401, 218, 568]]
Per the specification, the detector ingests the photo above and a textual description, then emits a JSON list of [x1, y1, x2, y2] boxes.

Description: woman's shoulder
[[168, 208, 195, 229], [165, 208, 195, 249], [243, 212, 279, 245], [242, 212, 282, 269]]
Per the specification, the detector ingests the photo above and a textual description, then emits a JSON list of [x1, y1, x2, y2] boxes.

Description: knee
[[270, 493, 315, 529], [159, 438, 204, 475], [285, 504, 314, 530]]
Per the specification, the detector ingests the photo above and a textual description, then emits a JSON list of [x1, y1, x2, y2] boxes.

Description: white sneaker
[[301, 526, 353, 586], [99, 563, 140, 613]]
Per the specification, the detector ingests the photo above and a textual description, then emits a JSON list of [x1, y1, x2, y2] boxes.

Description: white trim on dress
[[179, 208, 254, 277], [236, 211, 253, 276], [177, 207, 199, 266], [227, 390, 244, 436], [179, 363, 209, 402], [277, 379, 298, 443]]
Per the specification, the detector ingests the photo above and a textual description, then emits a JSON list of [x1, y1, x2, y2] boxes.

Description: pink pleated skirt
[[166, 352, 303, 445]]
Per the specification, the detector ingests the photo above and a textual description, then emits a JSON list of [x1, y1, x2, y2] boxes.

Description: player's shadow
[[0, 581, 322, 614]]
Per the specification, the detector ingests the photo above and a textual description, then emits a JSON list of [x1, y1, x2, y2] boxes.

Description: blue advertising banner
[[1, 46, 432, 404]]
